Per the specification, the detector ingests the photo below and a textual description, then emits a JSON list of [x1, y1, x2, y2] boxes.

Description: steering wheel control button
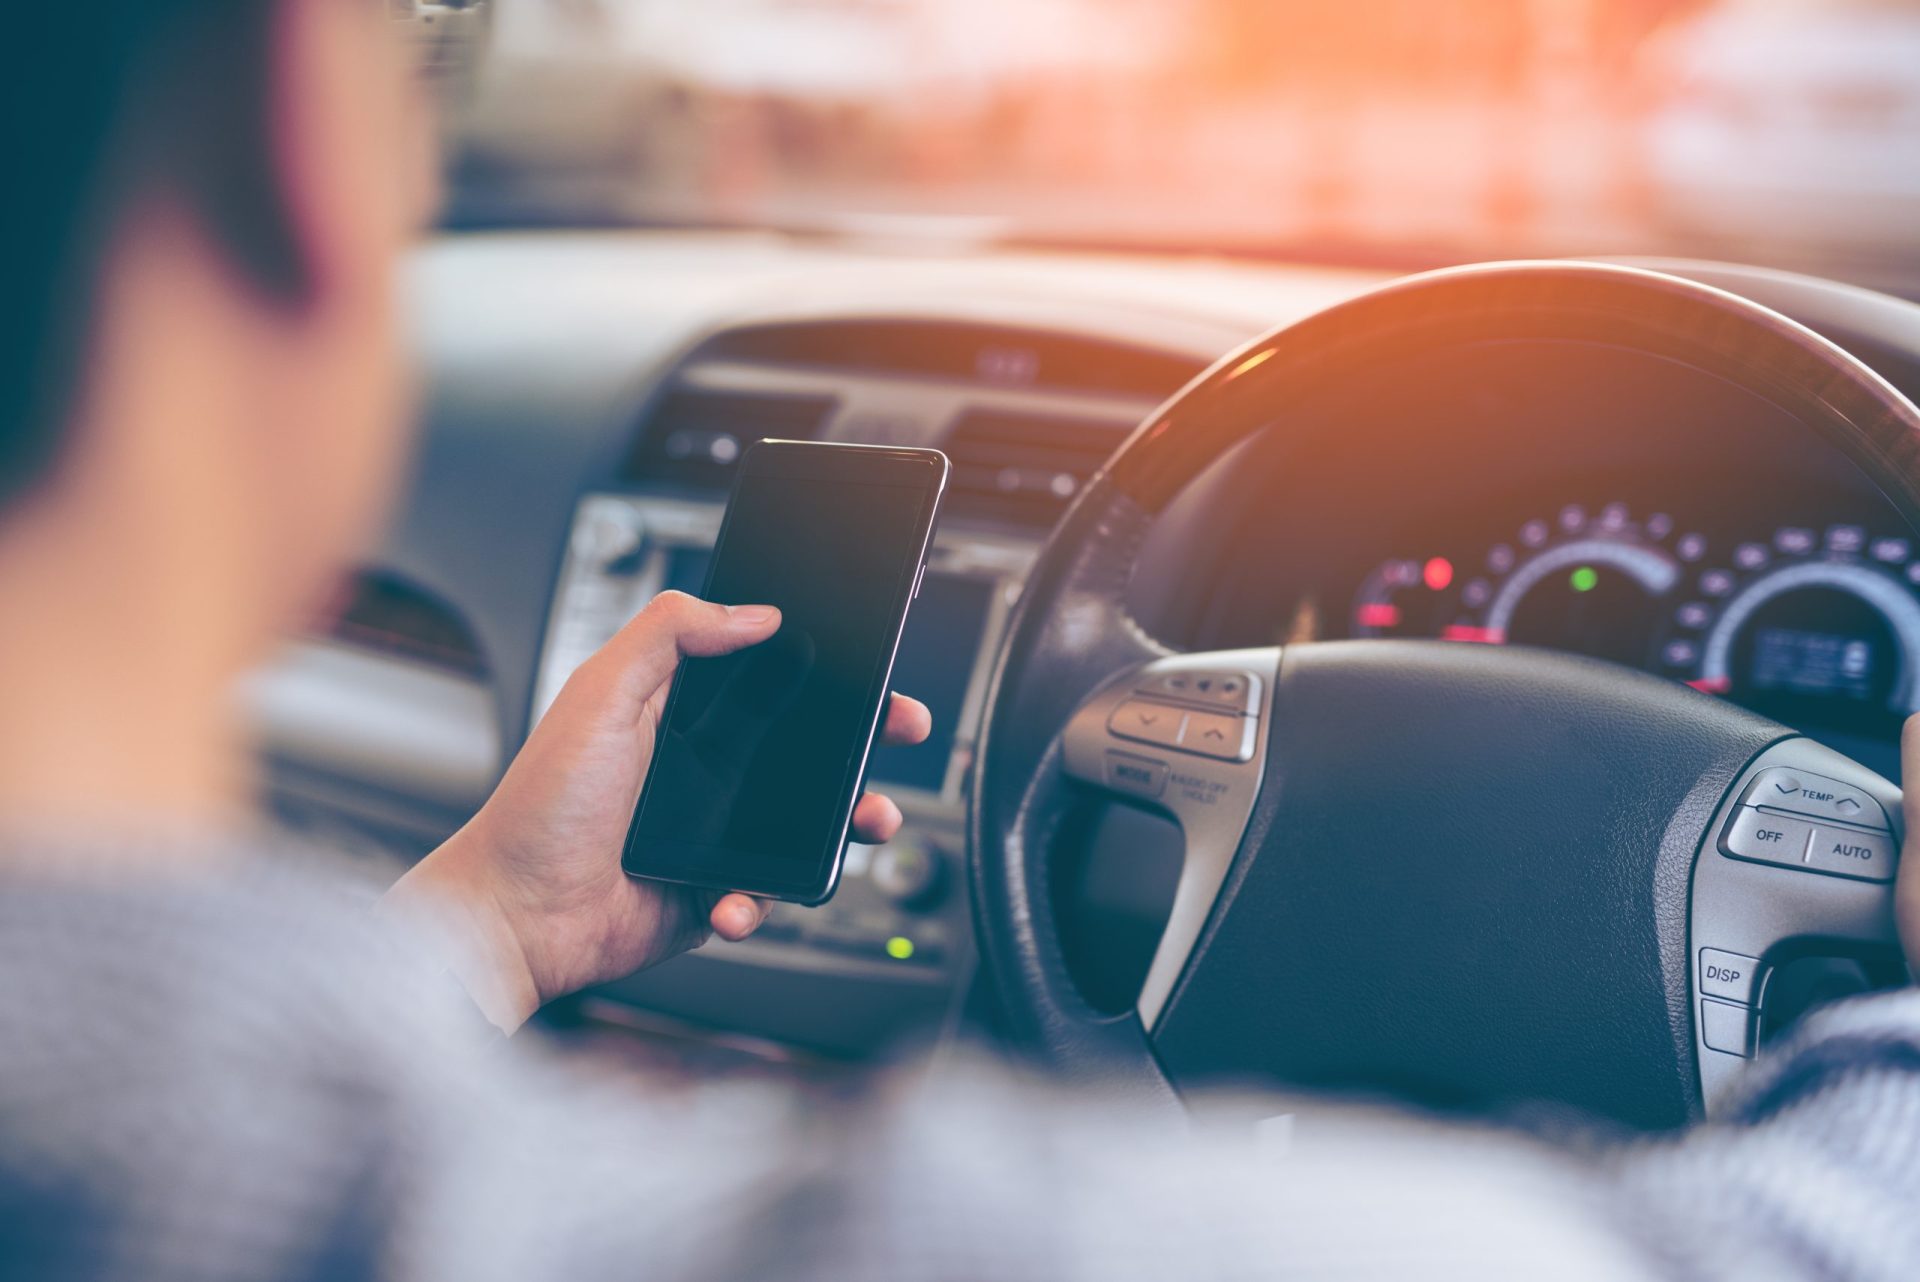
[[1721, 807, 1819, 867], [1805, 826, 1897, 881], [1103, 750, 1169, 799], [1700, 998, 1754, 1058], [1698, 949, 1761, 1006], [1178, 710, 1256, 762], [1720, 806, 1897, 882], [1107, 699, 1186, 749], [1740, 768, 1891, 832], [1138, 669, 1263, 715]]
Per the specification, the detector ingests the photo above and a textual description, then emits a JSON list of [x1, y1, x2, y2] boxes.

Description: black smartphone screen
[[622, 442, 947, 902]]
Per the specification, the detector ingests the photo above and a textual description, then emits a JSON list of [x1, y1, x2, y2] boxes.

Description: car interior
[[253, 1, 1920, 1130]]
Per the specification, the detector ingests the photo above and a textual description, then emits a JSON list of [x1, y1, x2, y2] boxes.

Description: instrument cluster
[[1352, 501, 1920, 744]]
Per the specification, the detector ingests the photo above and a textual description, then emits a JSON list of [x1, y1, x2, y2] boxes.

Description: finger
[[588, 592, 781, 709], [851, 791, 905, 845], [709, 892, 773, 942], [880, 693, 933, 747]]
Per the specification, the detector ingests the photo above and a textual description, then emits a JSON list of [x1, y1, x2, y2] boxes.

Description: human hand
[[384, 591, 932, 1030]]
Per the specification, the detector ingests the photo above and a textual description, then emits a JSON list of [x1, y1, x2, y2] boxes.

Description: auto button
[[1803, 825, 1896, 882]]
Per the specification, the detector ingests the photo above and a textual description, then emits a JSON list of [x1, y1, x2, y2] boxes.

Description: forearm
[[378, 823, 542, 1033]]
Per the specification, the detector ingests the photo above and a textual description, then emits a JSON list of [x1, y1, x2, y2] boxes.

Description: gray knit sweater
[[2, 839, 1915, 1281]]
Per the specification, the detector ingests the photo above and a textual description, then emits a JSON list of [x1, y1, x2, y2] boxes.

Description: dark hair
[[0, 0, 309, 508]]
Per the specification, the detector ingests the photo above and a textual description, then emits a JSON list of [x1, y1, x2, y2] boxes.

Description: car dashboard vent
[[622, 388, 838, 490], [942, 407, 1136, 528]]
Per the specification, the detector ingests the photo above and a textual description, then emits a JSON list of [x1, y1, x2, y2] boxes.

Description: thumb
[[588, 591, 781, 711]]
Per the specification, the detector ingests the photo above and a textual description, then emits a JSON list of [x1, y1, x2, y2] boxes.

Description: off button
[[1721, 807, 1819, 871]]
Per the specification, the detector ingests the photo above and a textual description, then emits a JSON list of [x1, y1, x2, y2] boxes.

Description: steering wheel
[[968, 262, 1919, 1130]]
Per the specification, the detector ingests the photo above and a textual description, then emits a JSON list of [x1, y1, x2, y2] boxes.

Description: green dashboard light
[[885, 936, 916, 961], [1570, 566, 1599, 593]]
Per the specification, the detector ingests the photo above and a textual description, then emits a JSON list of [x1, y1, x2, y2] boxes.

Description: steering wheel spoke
[[1689, 740, 1903, 1113], [1058, 648, 1282, 1028]]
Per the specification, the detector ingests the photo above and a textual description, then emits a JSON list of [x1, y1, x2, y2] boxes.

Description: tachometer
[[1485, 536, 1679, 665], [1353, 502, 1700, 667]]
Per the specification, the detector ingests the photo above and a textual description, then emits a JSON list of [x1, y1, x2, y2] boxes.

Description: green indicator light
[[885, 936, 915, 961], [1570, 566, 1599, 593]]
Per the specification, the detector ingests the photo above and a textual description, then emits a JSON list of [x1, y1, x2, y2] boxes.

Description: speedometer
[[1671, 526, 1920, 737]]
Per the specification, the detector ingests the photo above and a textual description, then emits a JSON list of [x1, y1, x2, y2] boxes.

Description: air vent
[[327, 570, 487, 678], [942, 408, 1135, 528], [623, 388, 837, 489]]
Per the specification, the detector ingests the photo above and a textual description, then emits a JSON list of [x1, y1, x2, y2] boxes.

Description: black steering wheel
[[968, 262, 1919, 1130]]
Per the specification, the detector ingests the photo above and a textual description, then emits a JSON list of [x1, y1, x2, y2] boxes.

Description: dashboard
[[1350, 504, 1919, 753], [1179, 334, 1920, 779], [246, 232, 1920, 1059]]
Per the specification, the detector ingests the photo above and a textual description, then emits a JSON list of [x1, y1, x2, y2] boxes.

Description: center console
[[531, 316, 1200, 1051]]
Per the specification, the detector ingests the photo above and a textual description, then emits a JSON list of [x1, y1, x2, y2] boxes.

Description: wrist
[[381, 823, 543, 1032]]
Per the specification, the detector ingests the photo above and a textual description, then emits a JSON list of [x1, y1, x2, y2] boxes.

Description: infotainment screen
[[661, 547, 991, 795], [868, 572, 993, 792]]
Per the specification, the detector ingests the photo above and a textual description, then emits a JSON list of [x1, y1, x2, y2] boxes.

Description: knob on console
[[869, 839, 946, 910], [573, 507, 645, 568]]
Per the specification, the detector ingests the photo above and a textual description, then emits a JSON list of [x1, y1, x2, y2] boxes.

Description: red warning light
[[1423, 557, 1454, 591], [1356, 603, 1402, 629]]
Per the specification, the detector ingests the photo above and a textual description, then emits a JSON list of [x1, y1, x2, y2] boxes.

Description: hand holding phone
[[623, 440, 949, 904], [385, 587, 936, 1031]]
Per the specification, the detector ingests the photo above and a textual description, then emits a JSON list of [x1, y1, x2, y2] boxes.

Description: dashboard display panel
[[868, 571, 992, 793], [1351, 504, 1920, 751]]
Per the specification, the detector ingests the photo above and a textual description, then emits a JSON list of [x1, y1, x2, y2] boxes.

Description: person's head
[[0, 0, 437, 662], [0, 0, 441, 823]]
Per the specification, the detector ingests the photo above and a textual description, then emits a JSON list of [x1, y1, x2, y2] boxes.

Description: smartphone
[[621, 440, 949, 904]]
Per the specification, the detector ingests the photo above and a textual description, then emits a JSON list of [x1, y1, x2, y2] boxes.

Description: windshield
[[445, 0, 1920, 293]]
